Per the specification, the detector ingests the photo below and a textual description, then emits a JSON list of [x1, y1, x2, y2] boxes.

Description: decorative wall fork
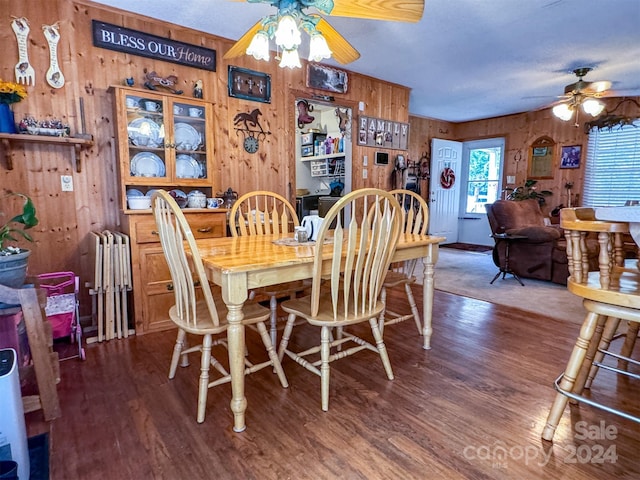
[[43, 23, 65, 88], [11, 17, 35, 86]]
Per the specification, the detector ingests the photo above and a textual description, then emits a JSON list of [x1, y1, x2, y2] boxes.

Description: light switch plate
[[507, 175, 516, 184], [61, 175, 73, 191], [363, 155, 368, 166]]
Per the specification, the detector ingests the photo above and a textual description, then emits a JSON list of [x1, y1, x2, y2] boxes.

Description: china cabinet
[[110, 86, 226, 334]]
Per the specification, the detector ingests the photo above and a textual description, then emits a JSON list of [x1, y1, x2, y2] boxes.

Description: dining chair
[[541, 207, 640, 441], [229, 190, 308, 345], [377, 189, 429, 337], [277, 188, 403, 411], [151, 190, 288, 423]]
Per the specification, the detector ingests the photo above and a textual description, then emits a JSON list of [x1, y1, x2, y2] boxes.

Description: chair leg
[[583, 317, 620, 390], [278, 313, 297, 363], [320, 326, 331, 411], [618, 321, 639, 370], [369, 317, 394, 380], [255, 321, 288, 388], [405, 283, 422, 335], [196, 334, 212, 423], [378, 287, 387, 335], [269, 294, 278, 347], [542, 311, 600, 441], [169, 329, 187, 379]]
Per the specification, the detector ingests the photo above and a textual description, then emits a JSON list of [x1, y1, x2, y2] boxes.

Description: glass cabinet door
[[171, 100, 207, 180], [125, 93, 167, 180]]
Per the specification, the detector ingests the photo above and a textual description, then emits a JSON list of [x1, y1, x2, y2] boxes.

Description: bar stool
[[542, 208, 640, 442]]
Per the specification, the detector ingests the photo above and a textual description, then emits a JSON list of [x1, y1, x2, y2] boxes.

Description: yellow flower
[[0, 79, 28, 104]]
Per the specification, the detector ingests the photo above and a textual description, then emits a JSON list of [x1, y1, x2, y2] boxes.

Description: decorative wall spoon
[[43, 23, 64, 89], [11, 17, 35, 86]]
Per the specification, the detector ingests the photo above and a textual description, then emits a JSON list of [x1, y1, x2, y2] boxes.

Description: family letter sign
[[92, 21, 216, 71]]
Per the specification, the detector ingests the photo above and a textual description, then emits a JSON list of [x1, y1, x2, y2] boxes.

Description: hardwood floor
[[27, 289, 640, 479]]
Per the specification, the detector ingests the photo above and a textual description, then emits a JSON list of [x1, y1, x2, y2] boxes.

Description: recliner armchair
[[485, 199, 572, 284]]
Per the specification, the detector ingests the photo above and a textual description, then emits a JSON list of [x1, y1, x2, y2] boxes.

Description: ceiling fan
[[223, 0, 425, 68], [551, 67, 612, 121]]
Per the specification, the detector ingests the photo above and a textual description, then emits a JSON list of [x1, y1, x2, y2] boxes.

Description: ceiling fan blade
[[582, 80, 612, 94], [316, 18, 360, 64], [223, 20, 263, 60], [327, 0, 425, 23]]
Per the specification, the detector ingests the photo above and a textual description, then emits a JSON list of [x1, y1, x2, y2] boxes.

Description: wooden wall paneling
[[1, 0, 413, 323]]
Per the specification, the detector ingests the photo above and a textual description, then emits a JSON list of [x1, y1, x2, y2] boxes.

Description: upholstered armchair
[[485, 199, 574, 284]]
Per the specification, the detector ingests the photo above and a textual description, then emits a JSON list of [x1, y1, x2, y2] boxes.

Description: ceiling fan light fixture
[[279, 48, 302, 69], [274, 15, 301, 50], [246, 30, 270, 61], [553, 103, 574, 121], [582, 99, 605, 117], [308, 32, 332, 62]]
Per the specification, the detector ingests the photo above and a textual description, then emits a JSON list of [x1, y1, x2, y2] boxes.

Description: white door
[[429, 139, 462, 243], [457, 138, 505, 245]]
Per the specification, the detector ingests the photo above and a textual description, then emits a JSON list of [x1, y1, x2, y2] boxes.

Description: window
[[583, 121, 640, 206], [463, 141, 503, 214]]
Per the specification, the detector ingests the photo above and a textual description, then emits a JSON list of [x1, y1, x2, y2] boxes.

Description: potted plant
[[504, 179, 552, 206], [0, 78, 27, 133], [0, 193, 38, 287]]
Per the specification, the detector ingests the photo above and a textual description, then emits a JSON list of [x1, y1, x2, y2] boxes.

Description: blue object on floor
[[28, 434, 48, 480]]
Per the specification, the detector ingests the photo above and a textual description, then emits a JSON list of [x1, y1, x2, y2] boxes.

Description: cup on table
[[207, 197, 224, 209], [125, 97, 136, 108], [144, 101, 160, 112], [173, 105, 184, 115], [188, 108, 203, 117]]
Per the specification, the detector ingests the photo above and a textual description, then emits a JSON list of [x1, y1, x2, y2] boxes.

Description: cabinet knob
[[197, 227, 212, 233], [167, 283, 173, 291], [151, 230, 159, 236]]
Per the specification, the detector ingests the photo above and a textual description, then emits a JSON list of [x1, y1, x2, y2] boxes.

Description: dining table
[[595, 205, 640, 245], [195, 232, 445, 432]]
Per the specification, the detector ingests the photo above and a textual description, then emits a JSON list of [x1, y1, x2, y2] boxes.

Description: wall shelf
[[0, 133, 94, 172], [300, 153, 345, 162]]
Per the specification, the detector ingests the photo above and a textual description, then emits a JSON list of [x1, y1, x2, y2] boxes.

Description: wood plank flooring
[[26, 288, 640, 479]]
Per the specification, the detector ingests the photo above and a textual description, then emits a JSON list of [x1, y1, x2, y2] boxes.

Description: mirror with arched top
[[528, 136, 555, 179]]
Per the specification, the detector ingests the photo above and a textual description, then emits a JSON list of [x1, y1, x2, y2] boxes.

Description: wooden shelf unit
[[0, 133, 94, 172]]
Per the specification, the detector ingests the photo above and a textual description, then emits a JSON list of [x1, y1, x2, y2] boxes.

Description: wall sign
[[92, 20, 216, 71], [228, 66, 271, 103], [357, 115, 409, 150]]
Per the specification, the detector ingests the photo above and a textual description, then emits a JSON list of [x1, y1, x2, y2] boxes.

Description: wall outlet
[[61, 175, 73, 191], [362, 169, 368, 179]]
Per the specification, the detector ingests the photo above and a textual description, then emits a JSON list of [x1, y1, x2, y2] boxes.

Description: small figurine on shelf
[[125, 77, 134, 87], [143, 69, 183, 95], [193, 79, 203, 99]]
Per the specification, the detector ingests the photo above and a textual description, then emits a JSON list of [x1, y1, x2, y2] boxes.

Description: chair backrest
[[229, 191, 299, 237], [390, 189, 429, 235], [310, 188, 402, 319], [560, 207, 630, 288], [151, 190, 220, 327], [486, 199, 545, 232]]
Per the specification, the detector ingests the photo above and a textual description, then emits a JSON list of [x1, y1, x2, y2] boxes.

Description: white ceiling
[[92, 0, 640, 122]]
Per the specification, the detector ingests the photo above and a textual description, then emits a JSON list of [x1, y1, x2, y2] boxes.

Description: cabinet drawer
[[134, 212, 226, 244]]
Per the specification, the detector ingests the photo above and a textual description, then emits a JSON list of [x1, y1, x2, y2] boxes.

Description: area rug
[[419, 248, 586, 324], [441, 242, 493, 253]]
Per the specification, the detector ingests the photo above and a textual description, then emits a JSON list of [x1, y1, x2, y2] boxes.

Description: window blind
[[583, 120, 640, 206]]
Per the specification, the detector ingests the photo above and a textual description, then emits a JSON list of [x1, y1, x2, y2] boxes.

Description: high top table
[[195, 232, 445, 432], [595, 205, 640, 245]]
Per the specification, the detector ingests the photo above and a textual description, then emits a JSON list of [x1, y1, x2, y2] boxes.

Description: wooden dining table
[[195, 232, 445, 432]]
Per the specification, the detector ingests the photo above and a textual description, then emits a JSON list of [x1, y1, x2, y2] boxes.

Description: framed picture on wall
[[560, 145, 581, 169], [228, 66, 271, 103], [306, 63, 348, 94]]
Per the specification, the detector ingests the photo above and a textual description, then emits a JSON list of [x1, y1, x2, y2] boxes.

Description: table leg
[[421, 245, 437, 350], [221, 272, 249, 433]]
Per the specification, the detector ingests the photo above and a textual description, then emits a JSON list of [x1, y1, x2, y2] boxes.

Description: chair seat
[[282, 293, 386, 327], [382, 271, 417, 288], [170, 297, 271, 335]]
